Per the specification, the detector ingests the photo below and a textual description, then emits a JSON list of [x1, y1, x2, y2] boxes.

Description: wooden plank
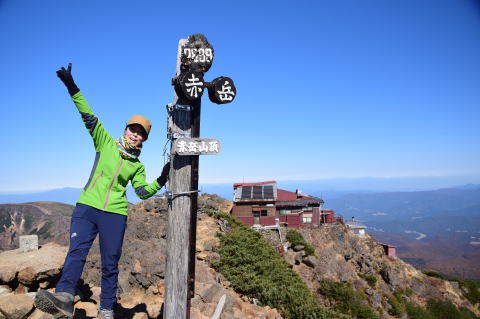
[[164, 38, 192, 319]]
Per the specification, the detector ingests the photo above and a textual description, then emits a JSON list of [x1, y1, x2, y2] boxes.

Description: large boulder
[[0, 294, 34, 319], [0, 243, 67, 289]]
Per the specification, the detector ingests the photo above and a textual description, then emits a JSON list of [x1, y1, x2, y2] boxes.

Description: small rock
[[39, 281, 50, 289], [75, 301, 98, 317], [0, 269, 16, 285], [147, 284, 159, 295], [14, 284, 27, 294], [203, 241, 214, 252], [143, 201, 155, 212], [344, 254, 353, 261], [372, 293, 383, 306], [450, 281, 460, 290], [293, 245, 305, 252], [365, 288, 374, 295], [294, 253, 303, 265], [197, 252, 208, 261], [157, 281, 165, 296], [0, 286, 11, 297], [132, 259, 142, 274], [209, 252, 220, 262], [18, 267, 37, 286], [283, 251, 296, 267], [303, 256, 318, 268], [146, 302, 162, 318], [0, 294, 34, 319], [23, 309, 50, 319]]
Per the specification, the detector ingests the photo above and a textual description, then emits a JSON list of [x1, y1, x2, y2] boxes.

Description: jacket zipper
[[103, 159, 124, 209], [89, 171, 103, 190]]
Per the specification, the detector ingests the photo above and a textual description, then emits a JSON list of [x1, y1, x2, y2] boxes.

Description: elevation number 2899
[[183, 48, 213, 63]]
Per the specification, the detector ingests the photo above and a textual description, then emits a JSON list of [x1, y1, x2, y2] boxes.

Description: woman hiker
[[35, 63, 170, 319]]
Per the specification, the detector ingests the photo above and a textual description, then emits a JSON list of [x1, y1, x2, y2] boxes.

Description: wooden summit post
[[164, 34, 236, 319]]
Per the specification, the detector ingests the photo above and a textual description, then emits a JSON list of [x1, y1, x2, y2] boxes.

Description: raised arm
[[56, 63, 111, 150]]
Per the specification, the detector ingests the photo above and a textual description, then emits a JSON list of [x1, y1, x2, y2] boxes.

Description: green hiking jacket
[[72, 91, 162, 215]]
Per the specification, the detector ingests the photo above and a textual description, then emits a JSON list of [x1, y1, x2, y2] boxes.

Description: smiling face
[[124, 124, 147, 147]]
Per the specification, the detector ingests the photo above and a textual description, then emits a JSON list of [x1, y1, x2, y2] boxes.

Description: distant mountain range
[[2, 176, 479, 204]]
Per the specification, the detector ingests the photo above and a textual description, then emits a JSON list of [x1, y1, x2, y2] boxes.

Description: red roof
[[277, 189, 312, 201], [233, 181, 276, 188]]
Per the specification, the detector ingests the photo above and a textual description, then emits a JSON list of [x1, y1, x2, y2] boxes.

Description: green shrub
[[286, 229, 316, 256], [456, 279, 480, 305], [203, 209, 214, 217], [213, 213, 345, 319], [359, 273, 377, 288], [405, 302, 435, 319], [319, 280, 378, 319], [387, 295, 405, 317], [427, 299, 479, 319], [385, 289, 479, 319], [423, 271, 480, 305], [423, 270, 450, 280]]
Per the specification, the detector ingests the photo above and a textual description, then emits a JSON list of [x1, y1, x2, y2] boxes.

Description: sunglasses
[[127, 124, 147, 139]]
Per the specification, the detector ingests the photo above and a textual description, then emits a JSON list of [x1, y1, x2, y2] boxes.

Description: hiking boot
[[98, 307, 115, 319], [34, 290, 74, 318]]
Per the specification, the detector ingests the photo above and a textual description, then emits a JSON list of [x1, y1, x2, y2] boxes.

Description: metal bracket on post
[[156, 189, 201, 200], [167, 132, 192, 140], [167, 104, 193, 113]]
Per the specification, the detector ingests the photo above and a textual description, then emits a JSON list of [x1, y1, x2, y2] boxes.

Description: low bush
[[423, 270, 451, 280], [423, 271, 480, 305], [359, 273, 377, 288], [456, 279, 480, 305], [213, 212, 345, 319], [286, 229, 316, 256], [319, 280, 378, 319], [385, 289, 479, 319], [427, 299, 479, 319], [405, 302, 435, 319], [387, 294, 405, 317]]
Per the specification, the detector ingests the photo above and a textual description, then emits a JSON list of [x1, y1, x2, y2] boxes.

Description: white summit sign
[[172, 138, 221, 155]]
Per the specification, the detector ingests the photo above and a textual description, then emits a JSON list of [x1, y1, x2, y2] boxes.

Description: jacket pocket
[[89, 171, 103, 190]]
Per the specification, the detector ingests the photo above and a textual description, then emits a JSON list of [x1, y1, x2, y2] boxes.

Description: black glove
[[56, 63, 80, 96], [157, 162, 170, 186]]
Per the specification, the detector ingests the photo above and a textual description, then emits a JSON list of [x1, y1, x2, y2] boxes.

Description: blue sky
[[1, 0, 480, 191]]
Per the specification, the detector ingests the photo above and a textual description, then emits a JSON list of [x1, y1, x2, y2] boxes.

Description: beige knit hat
[[127, 115, 151, 136]]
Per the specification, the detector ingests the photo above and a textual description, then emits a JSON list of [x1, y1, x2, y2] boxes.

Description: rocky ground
[[259, 224, 479, 318], [0, 194, 278, 319], [1, 194, 478, 318]]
